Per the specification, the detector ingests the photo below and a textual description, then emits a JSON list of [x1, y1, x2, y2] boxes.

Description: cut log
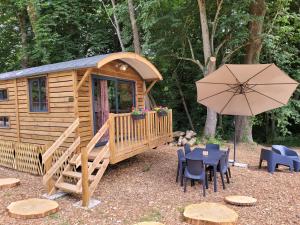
[[173, 131, 184, 138], [182, 138, 188, 145], [225, 195, 257, 206], [0, 178, 20, 190], [185, 130, 193, 139], [7, 198, 59, 219], [183, 202, 238, 225], [188, 138, 197, 146], [178, 136, 183, 146], [133, 222, 165, 225]]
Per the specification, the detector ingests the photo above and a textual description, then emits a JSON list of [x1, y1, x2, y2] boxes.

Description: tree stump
[[225, 195, 257, 206], [0, 178, 20, 190], [133, 222, 165, 225], [183, 202, 238, 225], [7, 198, 59, 219]]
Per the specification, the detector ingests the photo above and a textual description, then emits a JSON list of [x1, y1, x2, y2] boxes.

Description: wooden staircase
[[42, 118, 111, 202], [54, 144, 110, 195]]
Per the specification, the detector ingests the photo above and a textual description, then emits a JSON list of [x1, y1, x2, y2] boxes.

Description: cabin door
[[92, 76, 136, 145]]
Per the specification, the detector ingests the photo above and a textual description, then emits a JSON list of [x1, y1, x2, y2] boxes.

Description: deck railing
[[109, 110, 172, 163]]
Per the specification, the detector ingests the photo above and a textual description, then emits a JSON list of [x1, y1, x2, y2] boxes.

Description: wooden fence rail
[[110, 110, 173, 163]]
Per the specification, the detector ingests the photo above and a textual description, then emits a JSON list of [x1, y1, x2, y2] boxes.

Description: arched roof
[[0, 52, 162, 81]]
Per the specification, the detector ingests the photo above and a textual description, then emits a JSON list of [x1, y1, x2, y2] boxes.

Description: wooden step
[[62, 171, 95, 181], [89, 146, 104, 160], [88, 162, 102, 170], [69, 154, 79, 166], [55, 182, 81, 194]]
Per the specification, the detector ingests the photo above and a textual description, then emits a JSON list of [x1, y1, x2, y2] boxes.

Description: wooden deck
[[41, 110, 172, 205], [89, 111, 173, 163], [109, 111, 173, 163]]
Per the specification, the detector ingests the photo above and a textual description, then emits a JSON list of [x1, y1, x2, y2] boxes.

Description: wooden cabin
[[0, 52, 172, 205]]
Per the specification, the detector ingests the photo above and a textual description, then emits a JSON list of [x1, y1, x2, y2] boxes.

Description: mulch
[[0, 143, 299, 225]]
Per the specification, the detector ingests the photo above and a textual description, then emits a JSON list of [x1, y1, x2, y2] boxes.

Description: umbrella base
[[229, 160, 248, 168]]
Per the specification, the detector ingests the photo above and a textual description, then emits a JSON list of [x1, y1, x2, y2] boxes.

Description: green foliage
[[0, 0, 299, 145]]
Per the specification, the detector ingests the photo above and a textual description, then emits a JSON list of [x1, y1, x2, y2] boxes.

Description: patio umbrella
[[196, 64, 298, 163]]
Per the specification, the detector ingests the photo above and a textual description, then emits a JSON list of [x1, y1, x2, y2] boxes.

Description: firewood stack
[[171, 130, 197, 147]]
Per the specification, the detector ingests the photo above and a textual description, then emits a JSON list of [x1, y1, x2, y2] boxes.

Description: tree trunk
[[16, 9, 29, 69], [111, 0, 125, 51], [235, 0, 266, 143], [127, 0, 141, 54], [26, 1, 38, 35], [197, 0, 217, 138], [174, 73, 195, 131]]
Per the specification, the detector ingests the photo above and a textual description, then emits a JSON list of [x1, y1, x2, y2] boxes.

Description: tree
[[127, 0, 141, 54], [235, 0, 266, 143], [197, 0, 217, 137]]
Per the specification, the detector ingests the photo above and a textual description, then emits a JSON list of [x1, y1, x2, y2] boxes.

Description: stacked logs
[[171, 130, 197, 147]]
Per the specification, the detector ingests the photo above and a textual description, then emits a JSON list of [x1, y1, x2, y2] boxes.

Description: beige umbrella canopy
[[196, 63, 298, 163], [196, 64, 298, 116]]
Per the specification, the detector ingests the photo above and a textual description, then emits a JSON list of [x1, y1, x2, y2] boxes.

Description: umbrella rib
[[198, 87, 236, 101], [196, 81, 235, 85], [247, 87, 286, 106], [244, 64, 273, 83], [225, 65, 240, 83], [243, 94, 254, 116], [248, 82, 298, 85], [220, 88, 240, 114]]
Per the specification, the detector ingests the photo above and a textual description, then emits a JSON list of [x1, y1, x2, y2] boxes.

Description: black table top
[[185, 149, 226, 166]]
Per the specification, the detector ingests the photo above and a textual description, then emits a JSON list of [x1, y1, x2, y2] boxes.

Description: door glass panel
[[107, 80, 117, 113], [117, 81, 134, 113]]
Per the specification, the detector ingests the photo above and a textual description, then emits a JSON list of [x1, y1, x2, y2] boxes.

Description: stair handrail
[[76, 119, 110, 186], [42, 118, 80, 194], [73, 119, 110, 168], [80, 118, 111, 207], [42, 118, 80, 164]]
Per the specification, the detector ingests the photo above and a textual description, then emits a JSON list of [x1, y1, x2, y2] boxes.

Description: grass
[[142, 163, 152, 172], [139, 209, 162, 222]]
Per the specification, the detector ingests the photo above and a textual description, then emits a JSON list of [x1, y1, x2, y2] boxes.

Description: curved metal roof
[[0, 52, 162, 81]]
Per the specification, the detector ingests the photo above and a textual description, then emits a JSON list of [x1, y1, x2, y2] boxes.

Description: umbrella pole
[[233, 116, 237, 165]]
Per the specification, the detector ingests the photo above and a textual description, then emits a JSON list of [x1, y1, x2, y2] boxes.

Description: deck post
[[109, 113, 116, 162], [44, 155, 54, 194], [81, 147, 89, 207], [145, 112, 151, 147], [169, 109, 173, 140]]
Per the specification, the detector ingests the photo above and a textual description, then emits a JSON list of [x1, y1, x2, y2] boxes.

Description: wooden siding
[[0, 79, 17, 142], [76, 60, 146, 148], [0, 60, 147, 151], [0, 71, 76, 147]]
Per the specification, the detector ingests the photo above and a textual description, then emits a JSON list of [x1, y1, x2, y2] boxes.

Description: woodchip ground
[[0, 143, 299, 225]]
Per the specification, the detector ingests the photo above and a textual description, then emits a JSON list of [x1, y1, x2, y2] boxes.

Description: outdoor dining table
[[185, 148, 226, 192]]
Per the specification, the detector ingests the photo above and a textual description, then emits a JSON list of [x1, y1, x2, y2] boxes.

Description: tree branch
[[214, 34, 231, 57], [187, 38, 196, 60], [176, 55, 204, 71], [221, 36, 262, 64], [211, 0, 224, 54], [100, 0, 117, 30], [221, 42, 249, 64]]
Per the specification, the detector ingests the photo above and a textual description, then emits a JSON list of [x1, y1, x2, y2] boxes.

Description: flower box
[[157, 110, 168, 117], [131, 114, 146, 120]]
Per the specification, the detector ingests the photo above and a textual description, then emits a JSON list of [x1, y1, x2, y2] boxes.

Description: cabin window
[[28, 77, 48, 112], [93, 78, 135, 114], [0, 116, 9, 128], [0, 89, 8, 101]]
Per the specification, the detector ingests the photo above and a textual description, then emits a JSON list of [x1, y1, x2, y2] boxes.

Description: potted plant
[[154, 106, 169, 117], [131, 107, 146, 120]]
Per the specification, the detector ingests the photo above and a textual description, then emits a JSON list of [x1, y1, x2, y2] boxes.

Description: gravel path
[[0, 144, 299, 225]]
